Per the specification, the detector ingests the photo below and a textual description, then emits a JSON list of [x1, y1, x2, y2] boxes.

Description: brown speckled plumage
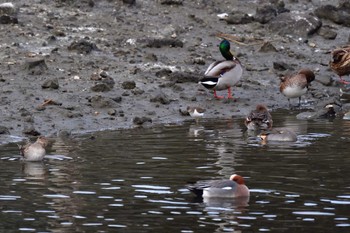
[[330, 46, 350, 80], [245, 104, 273, 130]]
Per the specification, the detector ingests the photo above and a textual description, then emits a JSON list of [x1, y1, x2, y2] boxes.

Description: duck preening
[[18, 136, 48, 161], [245, 104, 273, 131], [199, 39, 243, 99]]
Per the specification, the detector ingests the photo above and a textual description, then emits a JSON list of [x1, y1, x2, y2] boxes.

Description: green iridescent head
[[219, 39, 233, 60]]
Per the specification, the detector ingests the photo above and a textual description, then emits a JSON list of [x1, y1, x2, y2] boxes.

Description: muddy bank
[[0, 0, 349, 139]]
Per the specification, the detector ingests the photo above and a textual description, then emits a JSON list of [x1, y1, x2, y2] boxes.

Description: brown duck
[[18, 136, 49, 161], [244, 104, 273, 131], [280, 68, 315, 107], [330, 46, 350, 84]]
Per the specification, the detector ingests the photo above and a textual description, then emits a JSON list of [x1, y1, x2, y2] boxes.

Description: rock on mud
[[268, 13, 322, 38]]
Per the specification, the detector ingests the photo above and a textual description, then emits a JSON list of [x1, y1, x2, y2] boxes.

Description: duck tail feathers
[[199, 76, 219, 89]]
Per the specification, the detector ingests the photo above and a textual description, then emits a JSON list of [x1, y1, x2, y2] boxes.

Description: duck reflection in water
[[21, 162, 47, 178]]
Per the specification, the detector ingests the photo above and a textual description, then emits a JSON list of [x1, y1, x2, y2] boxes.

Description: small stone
[[36, 105, 46, 111], [89, 95, 116, 108], [224, 11, 254, 24], [133, 116, 152, 125], [122, 80, 136, 90], [258, 42, 278, 52], [160, 0, 183, 5], [0, 2, 17, 15], [23, 126, 41, 136], [150, 91, 171, 105], [268, 12, 322, 38], [273, 61, 293, 71], [112, 96, 122, 103], [42, 78, 59, 89], [317, 75, 332, 86], [255, 4, 278, 24], [0, 2, 18, 24], [141, 38, 183, 48], [132, 87, 145, 95], [122, 0, 136, 5], [0, 126, 10, 134], [68, 39, 99, 54], [91, 83, 112, 92], [107, 109, 116, 116], [144, 53, 158, 62], [19, 108, 31, 117], [24, 58, 48, 75], [317, 26, 337, 40]]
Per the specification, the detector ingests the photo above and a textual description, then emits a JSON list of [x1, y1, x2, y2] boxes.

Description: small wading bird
[[199, 39, 243, 99], [187, 106, 205, 123], [330, 45, 350, 84], [279, 68, 315, 107], [18, 136, 48, 161], [187, 174, 249, 198], [244, 104, 273, 131]]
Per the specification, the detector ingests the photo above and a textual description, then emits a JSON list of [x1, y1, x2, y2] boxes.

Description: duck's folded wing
[[205, 60, 236, 77]]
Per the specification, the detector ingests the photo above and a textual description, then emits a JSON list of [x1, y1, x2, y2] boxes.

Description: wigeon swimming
[[259, 128, 297, 143], [199, 39, 243, 99], [187, 106, 205, 123], [18, 136, 48, 161], [330, 45, 350, 84], [188, 174, 249, 198], [280, 68, 315, 107], [245, 104, 273, 131]]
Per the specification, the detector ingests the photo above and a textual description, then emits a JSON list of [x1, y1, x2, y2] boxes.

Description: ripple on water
[[0, 195, 21, 201], [132, 184, 173, 194], [292, 211, 335, 216]]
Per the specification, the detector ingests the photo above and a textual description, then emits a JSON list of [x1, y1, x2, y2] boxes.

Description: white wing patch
[[200, 81, 217, 85]]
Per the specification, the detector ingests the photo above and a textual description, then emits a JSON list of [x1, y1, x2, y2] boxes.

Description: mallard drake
[[280, 68, 315, 107], [245, 104, 273, 131], [259, 128, 297, 143], [199, 39, 243, 99], [187, 174, 249, 198], [18, 136, 48, 161], [187, 106, 205, 123], [330, 46, 350, 84]]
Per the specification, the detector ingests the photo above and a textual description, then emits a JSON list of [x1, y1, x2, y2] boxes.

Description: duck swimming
[[245, 104, 273, 131], [199, 39, 243, 99], [188, 174, 249, 198], [259, 128, 297, 143], [280, 68, 315, 107], [18, 136, 49, 161], [330, 45, 350, 84]]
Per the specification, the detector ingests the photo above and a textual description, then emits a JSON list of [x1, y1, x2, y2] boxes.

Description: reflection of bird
[[280, 68, 315, 107], [18, 136, 48, 161], [187, 106, 205, 123], [259, 128, 297, 143], [245, 104, 273, 131], [199, 39, 243, 99], [330, 46, 350, 84], [188, 174, 249, 198]]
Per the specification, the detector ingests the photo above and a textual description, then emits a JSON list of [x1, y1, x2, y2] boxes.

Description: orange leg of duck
[[214, 90, 224, 99], [339, 76, 350, 85], [227, 87, 234, 99]]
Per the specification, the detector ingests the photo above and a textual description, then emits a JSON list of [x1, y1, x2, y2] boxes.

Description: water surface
[[1, 110, 350, 232]]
